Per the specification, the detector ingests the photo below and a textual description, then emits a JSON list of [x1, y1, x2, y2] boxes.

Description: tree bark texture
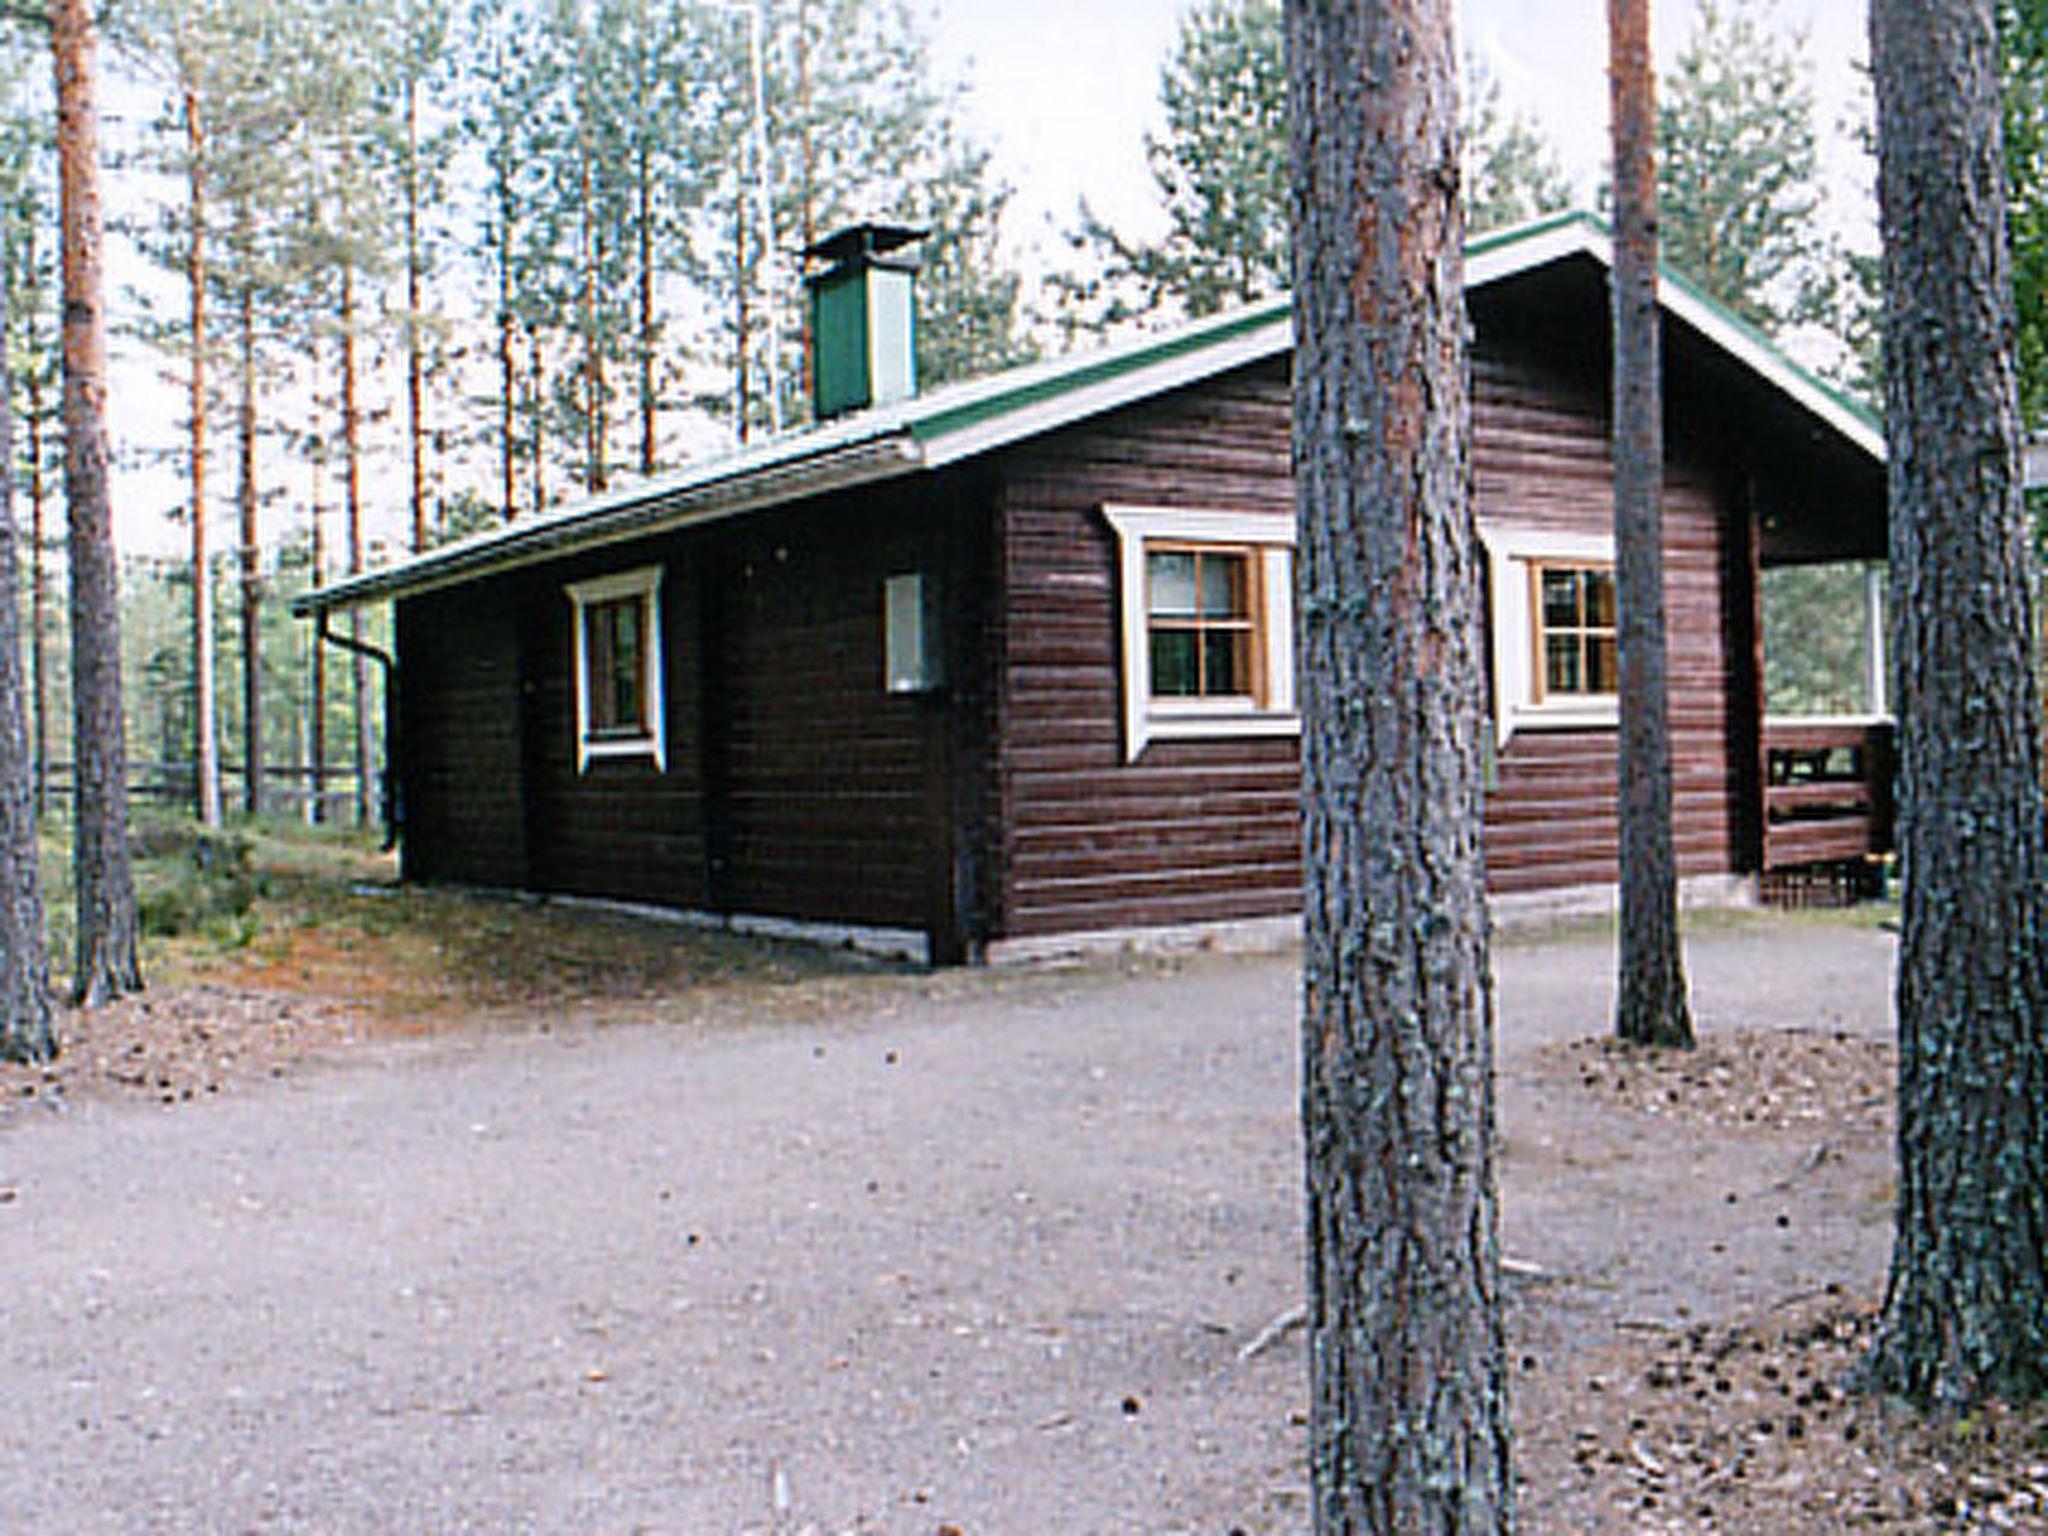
[[54, 0, 143, 1008], [184, 66, 222, 829], [1609, 0, 1693, 1048], [1860, 0, 2048, 1408], [1287, 1, 1513, 1530], [0, 285, 56, 1064]]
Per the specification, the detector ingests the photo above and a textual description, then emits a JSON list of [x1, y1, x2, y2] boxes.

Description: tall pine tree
[[54, 0, 142, 1005], [0, 241, 54, 1062], [1857, 0, 2048, 1409], [1610, 0, 1695, 1049], [1290, 0, 1513, 1525]]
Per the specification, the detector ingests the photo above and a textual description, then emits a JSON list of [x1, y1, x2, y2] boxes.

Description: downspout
[[316, 610, 400, 851]]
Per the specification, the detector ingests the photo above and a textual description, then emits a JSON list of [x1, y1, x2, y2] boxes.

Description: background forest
[[0, 0, 2042, 825]]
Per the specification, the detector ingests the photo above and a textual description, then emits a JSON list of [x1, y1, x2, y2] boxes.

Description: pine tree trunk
[[734, 189, 751, 444], [637, 141, 656, 477], [796, 0, 815, 404], [184, 69, 222, 829], [526, 323, 546, 514], [405, 72, 426, 554], [53, 0, 142, 1007], [236, 253, 262, 818], [1857, 0, 2048, 1408], [496, 170, 517, 521], [1288, 1, 1513, 1529], [308, 477, 326, 826], [1609, 0, 1693, 1048], [0, 284, 55, 1063], [24, 322, 49, 823], [580, 150, 606, 494], [340, 253, 371, 828]]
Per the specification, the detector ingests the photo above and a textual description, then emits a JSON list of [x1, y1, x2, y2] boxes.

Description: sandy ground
[[0, 918, 1909, 1533]]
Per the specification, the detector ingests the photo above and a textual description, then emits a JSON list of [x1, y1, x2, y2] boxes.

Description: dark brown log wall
[[990, 342, 1753, 939], [396, 323, 1760, 946], [994, 360, 1302, 941], [396, 484, 978, 936], [1476, 346, 1748, 896], [519, 547, 708, 908], [396, 580, 531, 890], [697, 494, 949, 931]]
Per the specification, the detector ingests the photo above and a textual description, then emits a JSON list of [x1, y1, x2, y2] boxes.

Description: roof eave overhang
[[291, 433, 926, 616]]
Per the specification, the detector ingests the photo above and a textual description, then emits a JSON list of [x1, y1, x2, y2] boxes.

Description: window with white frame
[[1479, 525, 1620, 743], [1103, 505, 1296, 760], [566, 565, 667, 771]]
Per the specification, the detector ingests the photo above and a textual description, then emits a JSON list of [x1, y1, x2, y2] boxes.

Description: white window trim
[[566, 564, 668, 772], [1103, 504, 1298, 762], [1478, 524, 1619, 748]]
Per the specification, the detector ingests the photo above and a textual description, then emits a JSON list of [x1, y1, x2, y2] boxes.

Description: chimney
[[804, 223, 926, 420]]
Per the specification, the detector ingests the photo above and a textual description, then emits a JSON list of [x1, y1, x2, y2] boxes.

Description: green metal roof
[[296, 209, 1881, 616]]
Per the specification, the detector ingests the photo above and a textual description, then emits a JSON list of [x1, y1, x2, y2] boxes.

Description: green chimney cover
[[805, 224, 925, 420]]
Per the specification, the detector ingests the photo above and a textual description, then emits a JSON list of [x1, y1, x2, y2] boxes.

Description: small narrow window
[[584, 595, 649, 737], [884, 572, 942, 693], [1532, 563, 1617, 700], [566, 566, 667, 771]]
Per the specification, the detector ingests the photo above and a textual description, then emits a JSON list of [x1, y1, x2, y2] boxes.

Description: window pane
[[588, 597, 646, 733], [1151, 629, 1199, 696], [1148, 551, 1198, 617], [1585, 569, 1617, 628], [1543, 568, 1586, 630], [1203, 629, 1248, 695], [1198, 552, 1247, 618], [1587, 635, 1618, 694], [1545, 634, 1580, 695]]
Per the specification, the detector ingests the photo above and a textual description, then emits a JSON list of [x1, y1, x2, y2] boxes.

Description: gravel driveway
[[0, 918, 1897, 1534]]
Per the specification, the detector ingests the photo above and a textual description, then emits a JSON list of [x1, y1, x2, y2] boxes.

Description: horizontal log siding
[[396, 584, 530, 889], [1474, 347, 1747, 895], [699, 497, 941, 930], [991, 343, 1752, 938], [520, 547, 709, 909], [995, 361, 1302, 940]]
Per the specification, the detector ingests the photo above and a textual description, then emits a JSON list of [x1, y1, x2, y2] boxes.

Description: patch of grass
[[132, 819, 264, 944]]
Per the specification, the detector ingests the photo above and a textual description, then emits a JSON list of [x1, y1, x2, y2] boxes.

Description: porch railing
[[1761, 718, 1895, 871]]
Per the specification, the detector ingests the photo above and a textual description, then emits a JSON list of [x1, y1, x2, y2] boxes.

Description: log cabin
[[296, 212, 1891, 964]]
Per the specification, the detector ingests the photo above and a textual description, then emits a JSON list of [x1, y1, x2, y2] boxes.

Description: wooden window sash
[[1528, 560, 1617, 704], [1145, 542, 1267, 707]]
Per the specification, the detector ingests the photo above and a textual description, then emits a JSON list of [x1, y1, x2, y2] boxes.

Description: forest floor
[[1, 823, 2044, 1531]]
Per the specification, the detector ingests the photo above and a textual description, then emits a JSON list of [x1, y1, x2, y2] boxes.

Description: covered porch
[[1757, 521, 1893, 897]]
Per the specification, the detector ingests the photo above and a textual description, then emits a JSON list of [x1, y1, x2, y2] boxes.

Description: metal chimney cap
[[803, 223, 928, 269]]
